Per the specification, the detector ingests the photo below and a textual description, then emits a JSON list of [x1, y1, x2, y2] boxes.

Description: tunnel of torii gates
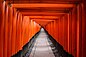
[[0, 0, 86, 57]]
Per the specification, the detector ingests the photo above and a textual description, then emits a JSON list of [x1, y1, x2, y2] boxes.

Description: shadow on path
[[12, 28, 74, 57]]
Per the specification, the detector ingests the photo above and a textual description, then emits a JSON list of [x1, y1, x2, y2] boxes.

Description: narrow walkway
[[11, 28, 73, 57], [29, 28, 55, 57]]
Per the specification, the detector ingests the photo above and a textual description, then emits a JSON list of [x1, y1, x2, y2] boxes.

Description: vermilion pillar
[[63, 14, 68, 52], [4, 4, 8, 57], [12, 9, 17, 55], [77, 4, 83, 57], [82, 1, 86, 57], [68, 12, 72, 54], [71, 6, 77, 57], [51, 21, 54, 37], [54, 19, 59, 41], [9, 6, 13, 56], [0, 1, 3, 57]]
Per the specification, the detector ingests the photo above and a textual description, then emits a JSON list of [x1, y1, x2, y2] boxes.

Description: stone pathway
[[29, 29, 55, 57]]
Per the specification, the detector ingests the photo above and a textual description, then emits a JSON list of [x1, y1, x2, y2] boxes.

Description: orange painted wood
[[59, 17, 62, 45], [22, 16, 25, 45], [63, 14, 68, 52], [19, 13, 23, 50], [49, 22, 51, 34], [69, 12, 72, 54], [16, 12, 20, 53], [71, 7, 77, 57], [28, 20, 32, 40], [53, 21, 55, 38], [8, 7, 13, 56], [1, 1, 86, 57], [12, 4, 75, 8], [0, 1, 4, 57], [11, 8, 17, 55], [82, 2, 86, 57], [22, 16, 30, 45], [77, 4, 83, 57], [55, 20, 59, 41], [4, 5, 8, 57], [59, 17, 64, 46], [2, 2, 7, 57], [62, 17, 64, 48], [51, 21, 54, 37]]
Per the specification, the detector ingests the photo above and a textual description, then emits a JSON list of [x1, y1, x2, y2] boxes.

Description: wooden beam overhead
[[32, 19, 55, 21], [29, 16, 58, 19], [12, 4, 75, 8], [21, 12, 66, 16], [34, 20, 51, 26], [30, 18, 58, 20], [21, 12, 66, 14], [6, 0, 81, 4]]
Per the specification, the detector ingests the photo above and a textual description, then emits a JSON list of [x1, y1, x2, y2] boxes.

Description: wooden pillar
[[71, 6, 77, 57], [53, 19, 58, 42], [58, 17, 61, 44], [11, 8, 17, 55], [4, 5, 8, 57], [49, 22, 51, 34], [63, 14, 68, 52], [67, 13, 69, 53], [2, 1, 5, 57], [77, 3, 84, 57], [59, 16, 64, 46], [82, 1, 86, 57], [51, 22, 53, 37], [53, 20, 55, 38], [16, 12, 20, 53], [8, 6, 13, 56], [69, 12, 72, 54], [0, 1, 4, 57], [81, 13, 86, 57], [52, 21, 54, 37], [22, 16, 30, 46]]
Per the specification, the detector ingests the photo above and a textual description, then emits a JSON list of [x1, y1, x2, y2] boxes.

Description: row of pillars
[[45, 3, 86, 57], [0, 1, 41, 57], [0, 0, 86, 57]]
